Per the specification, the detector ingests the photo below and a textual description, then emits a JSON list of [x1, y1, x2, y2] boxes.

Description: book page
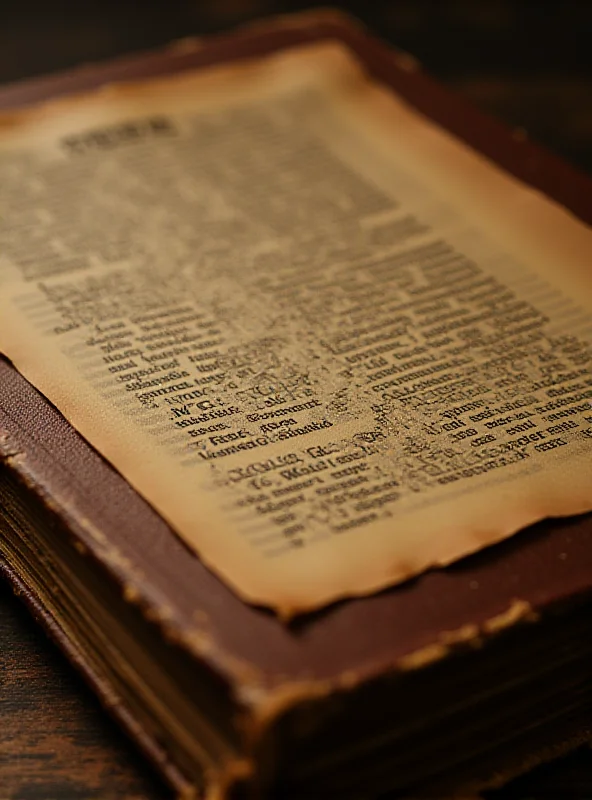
[[0, 44, 590, 617]]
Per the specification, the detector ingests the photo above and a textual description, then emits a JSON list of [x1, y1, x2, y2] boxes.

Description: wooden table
[[0, 584, 167, 799], [1, 2, 591, 796]]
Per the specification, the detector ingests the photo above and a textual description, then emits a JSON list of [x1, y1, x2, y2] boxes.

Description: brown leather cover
[[1, 9, 591, 794]]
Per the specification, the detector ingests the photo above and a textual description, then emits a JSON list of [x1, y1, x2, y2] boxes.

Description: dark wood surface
[[0, 2, 591, 797], [0, 585, 168, 800]]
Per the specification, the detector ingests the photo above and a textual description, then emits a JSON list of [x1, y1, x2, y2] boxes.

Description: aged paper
[[0, 44, 591, 616]]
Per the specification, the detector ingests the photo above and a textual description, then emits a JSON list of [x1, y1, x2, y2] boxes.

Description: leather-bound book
[[0, 10, 591, 799]]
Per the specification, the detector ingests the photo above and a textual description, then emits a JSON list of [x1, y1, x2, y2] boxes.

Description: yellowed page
[[0, 44, 591, 617]]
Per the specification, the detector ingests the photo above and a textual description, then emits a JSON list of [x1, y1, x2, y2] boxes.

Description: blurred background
[[0, 2, 591, 798], [0, 0, 591, 173]]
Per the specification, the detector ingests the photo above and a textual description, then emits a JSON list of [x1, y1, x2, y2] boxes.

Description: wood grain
[[0, 581, 168, 800]]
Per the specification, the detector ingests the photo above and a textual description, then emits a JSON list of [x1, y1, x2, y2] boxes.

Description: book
[[0, 9, 591, 798]]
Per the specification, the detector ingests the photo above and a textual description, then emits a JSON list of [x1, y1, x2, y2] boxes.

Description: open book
[[1, 10, 591, 799]]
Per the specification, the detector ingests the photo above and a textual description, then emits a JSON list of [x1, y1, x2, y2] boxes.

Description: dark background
[[0, 2, 591, 798], [1, 0, 591, 173]]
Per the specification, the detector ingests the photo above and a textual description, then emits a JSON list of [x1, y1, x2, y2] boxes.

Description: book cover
[[0, 10, 591, 798]]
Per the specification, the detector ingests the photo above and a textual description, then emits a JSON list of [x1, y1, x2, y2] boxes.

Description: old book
[[0, 9, 591, 799]]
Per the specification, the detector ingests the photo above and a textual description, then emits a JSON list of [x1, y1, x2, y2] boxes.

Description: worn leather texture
[[0, 10, 591, 792]]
